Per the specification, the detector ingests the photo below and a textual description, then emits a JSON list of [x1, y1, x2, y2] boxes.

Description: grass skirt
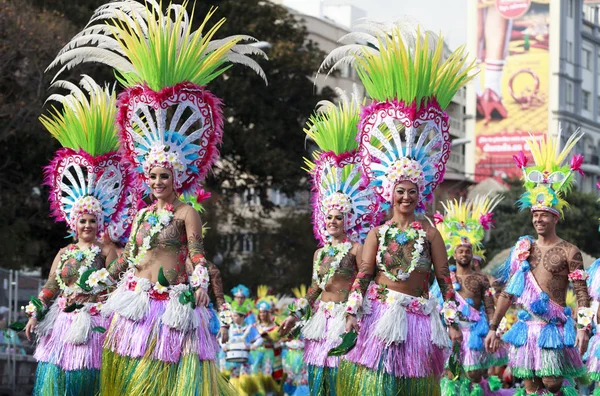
[[99, 273, 234, 395], [33, 298, 108, 395], [587, 333, 600, 381], [303, 301, 346, 369], [336, 284, 449, 395]]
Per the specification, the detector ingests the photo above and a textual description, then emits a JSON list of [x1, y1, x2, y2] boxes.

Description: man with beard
[[485, 132, 591, 395], [436, 196, 507, 395]]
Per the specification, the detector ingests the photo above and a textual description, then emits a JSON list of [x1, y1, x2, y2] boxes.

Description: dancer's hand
[[24, 317, 37, 341], [484, 330, 499, 353], [219, 326, 229, 344], [345, 314, 359, 333], [279, 316, 297, 336], [448, 326, 462, 344], [575, 329, 589, 356], [194, 288, 209, 307]]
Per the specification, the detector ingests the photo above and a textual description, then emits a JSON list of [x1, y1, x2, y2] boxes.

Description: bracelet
[[489, 323, 498, 331], [189, 265, 209, 291]]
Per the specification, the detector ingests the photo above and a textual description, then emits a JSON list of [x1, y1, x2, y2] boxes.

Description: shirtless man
[[452, 244, 496, 384], [485, 210, 590, 394]]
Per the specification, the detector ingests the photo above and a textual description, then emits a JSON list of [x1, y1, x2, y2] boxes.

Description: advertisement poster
[[474, 0, 549, 182]]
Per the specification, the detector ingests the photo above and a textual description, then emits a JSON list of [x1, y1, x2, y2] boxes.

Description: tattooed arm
[[345, 228, 377, 316], [569, 247, 590, 309], [429, 227, 455, 303], [38, 248, 66, 307], [481, 275, 495, 324]]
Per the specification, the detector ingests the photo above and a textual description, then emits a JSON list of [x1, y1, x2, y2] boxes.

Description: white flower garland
[[376, 221, 427, 281], [312, 240, 352, 290], [56, 245, 103, 296], [127, 203, 175, 270]]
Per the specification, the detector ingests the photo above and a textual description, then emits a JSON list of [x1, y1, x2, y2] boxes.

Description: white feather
[[226, 53, 268, 84]]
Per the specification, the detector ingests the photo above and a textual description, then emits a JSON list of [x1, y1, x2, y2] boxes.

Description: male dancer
[[485, 133, 591, 395]]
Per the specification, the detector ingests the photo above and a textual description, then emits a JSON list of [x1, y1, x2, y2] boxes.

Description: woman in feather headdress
[[317, 19, 476, 395], [48, 1, 268, 394], [279, 87, 384, 395], [25, 76, 138, 396]]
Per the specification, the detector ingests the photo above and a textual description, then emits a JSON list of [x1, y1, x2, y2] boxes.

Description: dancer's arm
[[481, 276, 495, 324], [305, 249, 323, 307], [568, 247, 590, 355], [429, 227, 462, 344], [24, 248, 64, 340], [485, 291, 513, 353]]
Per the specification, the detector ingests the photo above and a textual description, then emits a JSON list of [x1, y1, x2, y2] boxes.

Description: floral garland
[[127, 203, 175, 269], [568, 269, 589, 282], [312, 239, 352, 290], [577, 306, 595, 331], [56, 244, 105, 296], [376, 221, 427, 281], [219, 303, 233, 327]]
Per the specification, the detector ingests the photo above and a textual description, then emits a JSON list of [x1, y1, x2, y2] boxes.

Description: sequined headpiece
[[320, 18, 475, 212], [42, 76, 139, 239], [48, 1, 267, 204], [304, 87, 384, 245]]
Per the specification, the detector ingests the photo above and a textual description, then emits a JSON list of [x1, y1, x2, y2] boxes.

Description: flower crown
[[71, 195, 104, 231], [322, 191, 353, 214], [143, 143, 186, 187]]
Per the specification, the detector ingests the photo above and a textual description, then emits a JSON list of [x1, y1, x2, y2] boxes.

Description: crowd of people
[[15, 1, 600, 395]]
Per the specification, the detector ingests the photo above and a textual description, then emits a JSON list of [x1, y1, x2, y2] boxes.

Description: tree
[[0, 0, 80, 271], [483, 179, 600, 265]]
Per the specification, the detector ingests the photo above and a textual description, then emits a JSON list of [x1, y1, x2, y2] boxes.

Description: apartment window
[[583, 49, 592, 70], [566, 82, 574, 104], [583, 90, 591, 110], [566, 41, 573, 62]]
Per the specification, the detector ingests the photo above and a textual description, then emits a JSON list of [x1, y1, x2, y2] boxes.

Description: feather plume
[[48, 1, 267, 89]]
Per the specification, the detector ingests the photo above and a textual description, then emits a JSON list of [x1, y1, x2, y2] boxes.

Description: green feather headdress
[[40, 75, 119, 156], [47, 0, 267, 89], [319, 18, 476, 109]]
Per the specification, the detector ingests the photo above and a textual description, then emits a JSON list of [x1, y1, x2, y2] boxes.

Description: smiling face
[[149, 167, 175, 200], [454, 245, 473, 267], [393, 181, 419, 214], [76, 213, 98, 242], [532, 210, 558, 237], [326, 209, 345, 239]]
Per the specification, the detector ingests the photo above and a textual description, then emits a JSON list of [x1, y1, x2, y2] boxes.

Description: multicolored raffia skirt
[[33, 297, 108, 396], [302, 300, 346, 395], [337, 283, 450, 396], [503, 313, 585, 379], [100, 272, 235, 395], [452, 323, 491, 372], [586, 333, 600, 381]]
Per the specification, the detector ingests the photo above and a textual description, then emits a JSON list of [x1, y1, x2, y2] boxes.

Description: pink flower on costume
[[58, 297, 67, 311], [406, 298, 422, 313], [411, 221, 422, 230], [568, 269, 589, 282], [387, 241, 400, 253], [515, 238, 531, 262], [367, 284, 379, 301]]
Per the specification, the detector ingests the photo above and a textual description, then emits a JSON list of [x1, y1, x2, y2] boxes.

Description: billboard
[[474, 0, 549, 182]]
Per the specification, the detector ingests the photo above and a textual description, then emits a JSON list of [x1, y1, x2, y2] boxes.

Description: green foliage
[[483, 179, 600, 267]]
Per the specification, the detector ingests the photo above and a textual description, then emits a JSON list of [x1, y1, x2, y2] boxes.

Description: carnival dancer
[[231, 284, 257, 325], [279, 87, 384, 395], [317, 19, 476, 395], [25, 76, 138, 395], [485, 131, 591, 395], [252, 298, 284, 393], [47, 1, 268, 394], [435, 196, 510, 395], [223, 304, 263, 393]]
